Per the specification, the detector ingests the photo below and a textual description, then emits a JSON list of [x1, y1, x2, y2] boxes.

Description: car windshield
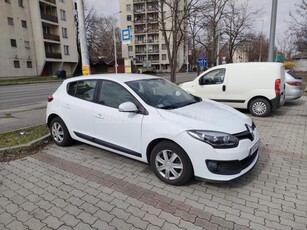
[[126, 78, 200, 109]]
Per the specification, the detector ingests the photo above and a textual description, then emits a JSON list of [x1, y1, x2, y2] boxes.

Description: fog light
[[207, 161, 219, 172]]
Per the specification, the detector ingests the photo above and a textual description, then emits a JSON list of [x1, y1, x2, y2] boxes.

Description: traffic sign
[[122, 28, 131, 44], [199, 53, 205, 59], [197, 58, 208, 67]]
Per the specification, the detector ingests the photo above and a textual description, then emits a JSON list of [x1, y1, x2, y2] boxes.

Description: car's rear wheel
[[150, 141, 193, 185], [249, 98, 271, 117], [50, 117, 73, 146]]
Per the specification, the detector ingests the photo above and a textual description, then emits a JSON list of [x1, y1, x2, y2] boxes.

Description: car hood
[[156, 99, 252, 134]]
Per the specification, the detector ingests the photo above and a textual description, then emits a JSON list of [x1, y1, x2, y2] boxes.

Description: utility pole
[[77, 0, 90, 75], [113, 11, 121, 74], [268, 0, 278, 62]]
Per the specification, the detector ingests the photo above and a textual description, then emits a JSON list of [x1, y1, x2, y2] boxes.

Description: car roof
[[63, 73, 160, 84]]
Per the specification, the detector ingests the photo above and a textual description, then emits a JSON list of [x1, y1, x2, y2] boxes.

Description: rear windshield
[[287, 71, 302, 79]]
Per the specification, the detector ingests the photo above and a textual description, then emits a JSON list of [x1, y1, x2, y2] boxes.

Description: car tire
[[50, 117, 73, 146], [249, 98, 271, 117], [150, 141, 193, 185]]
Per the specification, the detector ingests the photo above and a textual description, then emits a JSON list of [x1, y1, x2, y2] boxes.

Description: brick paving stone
[[79, 202, 99, 214], [46, 206, 66, 218], [194, 217, 219, 230], [13, 209, 31, 222], [143, 213, 165, 227], [92, 219, 116, 230], [126, 214, 150, 229], [110, 207, 131, 221], [77, 211, 98, 225], [178, 219, 203, 230], [64, 204, 83, 216], [31, 208, 50, 221], [109, 217, 134, 230], [0, 212, 15, 225], [6, 219, 24, 230], [24, 217, 46, 230], [43, 215, 64, 229], [5, 203, 19, 215], [162, 222, 185, 230], [60, 213, 80, 227], [158, 211, 181, 225], [74, 222, 93, 230], [126, 205, 146, 218], [58, 225, 74, 230], [94, 209, 115, 223]]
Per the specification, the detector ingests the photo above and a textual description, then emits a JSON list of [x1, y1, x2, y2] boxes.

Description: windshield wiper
[[160, 100, 198, 110]]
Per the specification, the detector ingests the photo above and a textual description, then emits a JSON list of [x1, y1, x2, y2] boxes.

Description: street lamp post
[[113, 11, 121, 74], [268, 0, 278, 62]]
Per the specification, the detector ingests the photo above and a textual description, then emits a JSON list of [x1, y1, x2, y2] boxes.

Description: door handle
[[222, 85, 226, 92], [64, 104, 70, 109], [95, 113, 104, 119]]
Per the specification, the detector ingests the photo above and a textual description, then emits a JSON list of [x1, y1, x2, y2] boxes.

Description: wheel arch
[[247, 96, 272, 110], [47, 113, 61, 128]]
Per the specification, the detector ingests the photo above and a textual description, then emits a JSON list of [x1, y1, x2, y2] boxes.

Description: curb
[[0, 134, 51, 155]]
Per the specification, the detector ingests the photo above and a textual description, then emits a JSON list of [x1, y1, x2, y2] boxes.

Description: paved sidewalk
[[0, 97, 307, 230]]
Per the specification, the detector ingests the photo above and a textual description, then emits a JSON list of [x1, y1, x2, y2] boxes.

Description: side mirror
[[118, 102, 139, 113]]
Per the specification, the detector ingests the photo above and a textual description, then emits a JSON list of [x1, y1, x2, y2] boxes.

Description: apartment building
[[0, 0, 78, 78], [119, 0, 184, 73]]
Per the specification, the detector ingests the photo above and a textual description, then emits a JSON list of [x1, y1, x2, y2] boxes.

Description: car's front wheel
[[50, 117, 73, 146], [150, 141, 193, 185]]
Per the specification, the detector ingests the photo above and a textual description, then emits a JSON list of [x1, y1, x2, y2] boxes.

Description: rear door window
[[67, 80, 97, 102]]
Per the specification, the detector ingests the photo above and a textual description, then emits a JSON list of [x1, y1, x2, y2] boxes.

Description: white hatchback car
[[46, 74, 260, 185]]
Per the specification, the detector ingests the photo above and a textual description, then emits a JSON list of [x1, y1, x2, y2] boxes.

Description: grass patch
[[0, 124, 50, 148], [0, 76, 60, 86]]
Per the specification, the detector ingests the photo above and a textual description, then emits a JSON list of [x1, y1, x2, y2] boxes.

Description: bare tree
[[289, 0, 307, 52], [157, 0, 199, 82], [277, 32, 296, 59], [223, 1, 261, 63], [194, 0, 230, 66]]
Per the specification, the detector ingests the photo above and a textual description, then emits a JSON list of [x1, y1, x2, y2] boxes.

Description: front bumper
[[174, 128, 260, 181]]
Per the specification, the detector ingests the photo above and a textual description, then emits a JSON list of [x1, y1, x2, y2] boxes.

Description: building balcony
[[46, 52, 62, 59], [135, 50, 146, 54], [41, 14, 58, 23], [149, 60, 159, 63], [133, 0, 145, 3], [43, 33, 60, 41], [42, 0, 56, 4], [148, 49, 159, 53]]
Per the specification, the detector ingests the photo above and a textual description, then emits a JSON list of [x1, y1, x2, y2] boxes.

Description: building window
[[64, 45, 69, 55], [62, 28, 68, 38], [21, 20, 27, 28], [59, 0, 64, 2], [14, 60, 20, 68], [7, 17, 14, 26], [127, 15, 132, 21], [128, 46, 133, 52], [11, 39, 17, 47], [5, 0, 11, 3], [162, 54, 167, 60], [27, 61, 32, 68], [18, 0, 24, 7], [162, 44, 167, 50], [24, 41, 30, 49], [126, 4, 131, 12], [60, 10, 66, 20]]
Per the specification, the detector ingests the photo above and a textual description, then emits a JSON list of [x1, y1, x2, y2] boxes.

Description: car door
[[63, 79, 97, 138], [92, 80, 144, 158], [196, 68, 227, 102]]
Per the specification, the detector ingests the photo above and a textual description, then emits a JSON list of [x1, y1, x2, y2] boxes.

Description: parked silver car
[[285, 70, 303, 101]]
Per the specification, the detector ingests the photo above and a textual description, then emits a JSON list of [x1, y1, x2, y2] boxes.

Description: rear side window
[[287, 71, 301, 80], [67, 80, 97, 102]]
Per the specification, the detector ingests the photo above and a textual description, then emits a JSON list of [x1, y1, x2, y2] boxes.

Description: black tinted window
[[200, 69, 225, 85], [67, 80, 97, 102], [98, 81, 137, 108]]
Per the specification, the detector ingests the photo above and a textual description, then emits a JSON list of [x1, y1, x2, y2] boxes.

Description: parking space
[[0, 96, 306, 230]]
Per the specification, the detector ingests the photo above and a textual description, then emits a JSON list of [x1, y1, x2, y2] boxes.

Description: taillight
[[275, 79, 281, 94], [286, 81, 301, 86], [48, 95, 54, 102]]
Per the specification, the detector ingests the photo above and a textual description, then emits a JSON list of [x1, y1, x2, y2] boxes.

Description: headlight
[[187, 130, 239, 148]]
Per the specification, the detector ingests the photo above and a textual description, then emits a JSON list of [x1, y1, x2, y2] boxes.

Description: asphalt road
[[0, 82, 62, 110]]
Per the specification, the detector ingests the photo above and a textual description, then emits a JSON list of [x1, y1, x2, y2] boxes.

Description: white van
[[180, 62, 285, 117]]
